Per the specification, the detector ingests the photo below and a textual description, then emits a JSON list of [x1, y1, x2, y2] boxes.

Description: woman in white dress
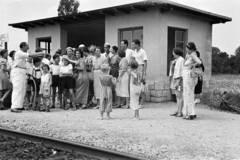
[[116, 49, 129, 109], [182, 42, 202, 120]]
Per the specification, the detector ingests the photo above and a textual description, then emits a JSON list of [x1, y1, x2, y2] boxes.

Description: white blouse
[[173, 57, 184, 79], [60, 64, 73, 74]]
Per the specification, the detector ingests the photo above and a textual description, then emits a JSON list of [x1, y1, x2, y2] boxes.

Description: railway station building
[[9, 0, 231, 102]]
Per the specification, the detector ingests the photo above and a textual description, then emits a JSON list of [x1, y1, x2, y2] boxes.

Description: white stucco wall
[[28, 24, 67, 55], [105, 8, 161, 81], [105, 8, 212, 82], [160, 10, 212, 80]]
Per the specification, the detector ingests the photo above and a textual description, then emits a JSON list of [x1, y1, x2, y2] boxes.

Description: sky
[[0, 0, 239, 54]]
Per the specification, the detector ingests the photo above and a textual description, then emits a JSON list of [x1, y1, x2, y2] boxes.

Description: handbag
[[190, 65, 203, 78]]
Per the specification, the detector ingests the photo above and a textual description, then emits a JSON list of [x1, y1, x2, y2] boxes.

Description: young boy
[[50, 54, 62, 108], [29, 57, 42, 111]]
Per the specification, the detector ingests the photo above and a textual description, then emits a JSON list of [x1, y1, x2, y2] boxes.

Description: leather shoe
[[16, 108, 25, 111], [10, 109, 22, 113]]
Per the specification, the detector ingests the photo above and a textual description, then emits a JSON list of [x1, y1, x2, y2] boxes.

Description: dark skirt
[[194, 77, 203, 94], [60, 76, 75, 90], [109, 67, 119, 78]]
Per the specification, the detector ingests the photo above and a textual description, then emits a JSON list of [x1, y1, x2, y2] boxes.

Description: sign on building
[[0, 33, 8, 49]]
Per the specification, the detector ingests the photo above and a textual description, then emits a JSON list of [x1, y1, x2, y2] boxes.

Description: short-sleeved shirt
[[50, 64, 61, 75], [173, 57, 184, 79], [60, 64, 73, 74], [101, 52, 113, 59], [132, 48, 148, 65], [125, 48, 134, 64], [12, 50, 29, 69]]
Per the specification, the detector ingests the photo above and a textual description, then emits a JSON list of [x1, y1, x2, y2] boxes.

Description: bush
[[202, 88, 240, 114]]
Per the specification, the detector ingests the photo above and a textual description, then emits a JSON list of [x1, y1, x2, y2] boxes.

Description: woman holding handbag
[[182, 42, 202, 120], [170, 48, 185, 117]]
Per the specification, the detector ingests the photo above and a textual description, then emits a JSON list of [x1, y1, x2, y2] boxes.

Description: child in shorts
[[50, 54, 62, 108]]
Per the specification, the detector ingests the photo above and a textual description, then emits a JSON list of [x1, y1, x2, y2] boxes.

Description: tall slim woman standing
[[182, 42, 202, 120], [170, 48, 184, 117], [75, 49, 89, 109], [109, 46, 121, 106], [92, 46, 105, 109], [116, 49, 129, 109]]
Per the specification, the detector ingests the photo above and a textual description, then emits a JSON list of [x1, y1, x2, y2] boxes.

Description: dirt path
[[0, 102, 239, 160]]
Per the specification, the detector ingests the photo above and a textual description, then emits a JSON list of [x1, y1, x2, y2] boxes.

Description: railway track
[[0, 127, 150, 160]]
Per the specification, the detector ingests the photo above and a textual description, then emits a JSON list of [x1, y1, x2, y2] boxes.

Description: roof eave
[[8, 0, 232, 30]]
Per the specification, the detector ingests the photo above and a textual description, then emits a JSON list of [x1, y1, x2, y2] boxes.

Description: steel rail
[[0, 127, 151, 160]]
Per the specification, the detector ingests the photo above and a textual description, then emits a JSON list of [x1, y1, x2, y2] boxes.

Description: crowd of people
[[0, 39, 204, 120], [0, 39, 147, 120]]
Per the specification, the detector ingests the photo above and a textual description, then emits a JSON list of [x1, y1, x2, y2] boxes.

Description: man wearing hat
[[101, 43, 113, 64]]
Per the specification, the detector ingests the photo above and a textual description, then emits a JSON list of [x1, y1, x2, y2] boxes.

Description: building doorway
[[167, 27, 187, 75]]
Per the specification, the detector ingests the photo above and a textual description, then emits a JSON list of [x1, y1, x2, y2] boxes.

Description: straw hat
[[62, 55, 71, 61], [42, 58, 51, 66]]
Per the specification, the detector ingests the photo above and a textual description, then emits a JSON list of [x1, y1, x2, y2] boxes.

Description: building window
[[119, 27, 143, 49], [167, 27, 187, 76], [175, 31, 185, 50], [36, 37, 52, 54]]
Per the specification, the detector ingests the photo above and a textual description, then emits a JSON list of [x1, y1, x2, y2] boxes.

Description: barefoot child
[[50, 55, 62, 108], [130, 60, 141, 120], [39, 65, 52, 112], [99, 64, 116, 120]]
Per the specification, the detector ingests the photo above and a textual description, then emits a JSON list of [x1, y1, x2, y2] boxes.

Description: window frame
[[119, 27, 143, 49], [175, 30, 185, 50], [36, 37, 52, 54]]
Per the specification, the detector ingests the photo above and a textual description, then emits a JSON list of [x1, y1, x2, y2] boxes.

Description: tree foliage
[[58, 0, 80, 16], [212, 46, 240, 74]]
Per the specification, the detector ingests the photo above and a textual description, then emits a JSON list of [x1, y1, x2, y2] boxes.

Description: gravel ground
[[0, 135, 98, 160], [0, 102, 240, 160]]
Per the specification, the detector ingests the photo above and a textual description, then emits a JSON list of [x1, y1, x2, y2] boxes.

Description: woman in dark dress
[[109, 46, 121, 106], [194, 51, 205, 104]]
